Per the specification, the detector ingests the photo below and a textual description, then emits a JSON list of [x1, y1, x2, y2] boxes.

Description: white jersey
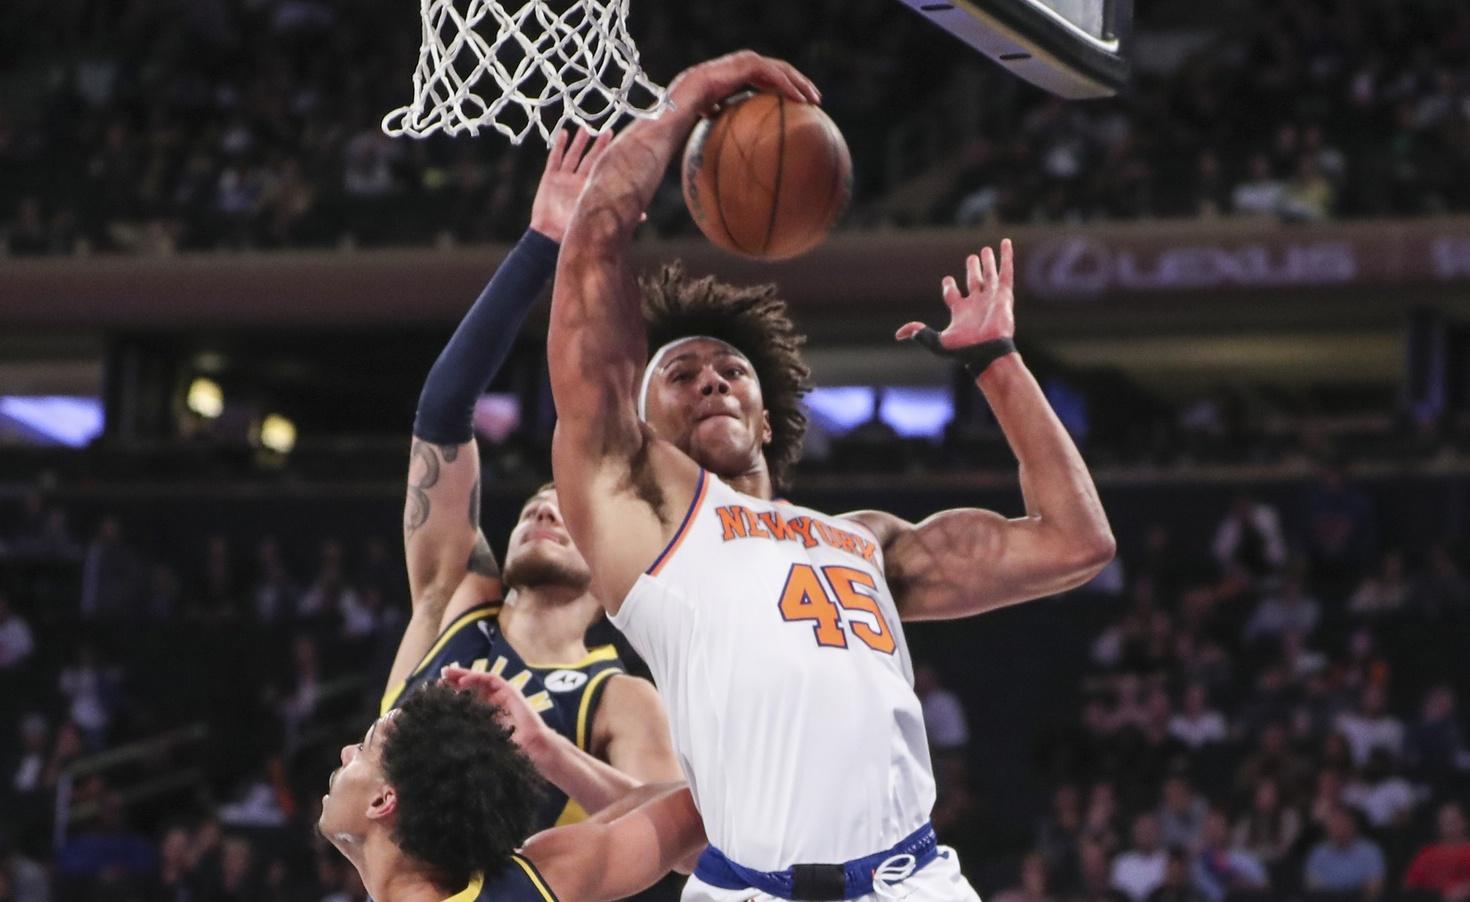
[[609, 470, 937, 870]]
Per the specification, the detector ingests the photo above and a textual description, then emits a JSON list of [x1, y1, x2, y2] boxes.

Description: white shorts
[[679, 846, 981, 902]]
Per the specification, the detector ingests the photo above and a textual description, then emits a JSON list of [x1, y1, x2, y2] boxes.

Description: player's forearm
[[977, 355, 1114, 570], [567, 106, 702, 249], [531, 732, 642, 815]]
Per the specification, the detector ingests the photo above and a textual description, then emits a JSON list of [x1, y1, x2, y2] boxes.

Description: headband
[[637, 335, 752, 421]]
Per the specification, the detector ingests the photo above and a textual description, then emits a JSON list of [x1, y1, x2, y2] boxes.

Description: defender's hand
[[897, 238, 1016, 348], [669, 50, 820, 114], [529, 128, 614, 243], [441, 665, 554, 762]]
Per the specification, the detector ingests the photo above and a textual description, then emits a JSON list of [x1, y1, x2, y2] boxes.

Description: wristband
[[906, 327, 1016, 378]]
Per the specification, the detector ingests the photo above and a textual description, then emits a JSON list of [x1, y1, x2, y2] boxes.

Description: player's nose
[[532, 503, 562, 526], [340, 745, 354, 765], [697, 366, 730, 396]]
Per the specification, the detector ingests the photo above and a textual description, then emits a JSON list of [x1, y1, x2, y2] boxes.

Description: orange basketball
[[682, 92, 852, 261]]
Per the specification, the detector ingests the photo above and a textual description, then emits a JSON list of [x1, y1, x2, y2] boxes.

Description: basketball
[[682, 91, 852, 261]]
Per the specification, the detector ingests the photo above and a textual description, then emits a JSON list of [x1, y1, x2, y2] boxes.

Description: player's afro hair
[[380, 683, 543, 892], [641, 262, 811, 493]]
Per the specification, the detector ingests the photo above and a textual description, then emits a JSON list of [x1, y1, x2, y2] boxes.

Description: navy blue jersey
[[382, 602, 625, 829], [443, 854, 558, 901]]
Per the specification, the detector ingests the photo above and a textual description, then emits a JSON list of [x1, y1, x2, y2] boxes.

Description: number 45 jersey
[[609, 469, 937, 872]]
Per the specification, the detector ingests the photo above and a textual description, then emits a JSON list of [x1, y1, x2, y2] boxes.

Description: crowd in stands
[[2, 456, 1467, 901], [985, 474, 1470, 901], [4, 0, 1470, 257]]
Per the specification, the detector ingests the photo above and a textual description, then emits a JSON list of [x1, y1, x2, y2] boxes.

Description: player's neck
[[719, 463, 774, 501], [358, 835, 449, 902], [499, 587, 596, 666]]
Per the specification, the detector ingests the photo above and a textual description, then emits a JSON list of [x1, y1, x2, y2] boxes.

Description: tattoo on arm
[[404, 439, 458, 536], [468, 532, 501, 579]]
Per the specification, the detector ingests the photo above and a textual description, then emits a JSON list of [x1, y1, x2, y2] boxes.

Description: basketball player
[[320, 681, 704, 901], [547, 51, 1115, 900], [385, 128, 681, 830]]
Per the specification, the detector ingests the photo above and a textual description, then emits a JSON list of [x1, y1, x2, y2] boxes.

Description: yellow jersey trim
[[441, 872, 483, 902], [552, 797, 590, 827], [576, 668, 622, 751], [523, 644, 620, 671], [510, 853, 558, 901], [380, 603, 501, 714]]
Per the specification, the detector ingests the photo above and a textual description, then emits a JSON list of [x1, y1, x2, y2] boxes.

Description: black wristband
[[906, 327, 1016, 378]]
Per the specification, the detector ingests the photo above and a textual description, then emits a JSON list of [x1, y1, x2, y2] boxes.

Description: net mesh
[[382, 0, 666, 145]]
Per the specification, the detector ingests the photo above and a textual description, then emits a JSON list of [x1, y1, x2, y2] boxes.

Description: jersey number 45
[[777, 563, 896, 654]]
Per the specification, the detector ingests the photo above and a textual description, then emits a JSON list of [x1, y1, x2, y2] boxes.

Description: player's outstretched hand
[[670, 50, 821, 114], [529, 127, 614, 243], [441, 665, 554, 761], [896, 238, 1016, 348]]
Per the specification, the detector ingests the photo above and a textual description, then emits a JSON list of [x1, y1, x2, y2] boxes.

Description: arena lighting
[[186, 378, 224, 419], [258, 414, 297, 455]]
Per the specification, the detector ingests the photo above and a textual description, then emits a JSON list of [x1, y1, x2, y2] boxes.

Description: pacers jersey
[[610, 470, 936, 870], [382, 602, 625, 829], [443, 854, 558, 901]]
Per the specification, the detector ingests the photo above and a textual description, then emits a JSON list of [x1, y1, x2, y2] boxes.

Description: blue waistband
[[693, 822, 938, 900]]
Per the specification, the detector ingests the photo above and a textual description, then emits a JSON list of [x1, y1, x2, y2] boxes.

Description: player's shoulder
[[837, 508, 908, 546], [470, 853, 559, 901]]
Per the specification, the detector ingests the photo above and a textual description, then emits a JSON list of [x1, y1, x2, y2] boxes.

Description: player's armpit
[[523, 783, 704, 902], [847, 506, 1114, 621], [591, 675, 683, 785]]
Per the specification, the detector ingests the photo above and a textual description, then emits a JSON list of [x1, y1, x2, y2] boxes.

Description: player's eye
[[725, 366, 745, 379]]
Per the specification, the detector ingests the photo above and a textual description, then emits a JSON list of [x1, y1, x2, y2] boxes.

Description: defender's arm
[[850, 241, 1114, 620], [524, 783, 705, 902], [390, 132, 607, 696]]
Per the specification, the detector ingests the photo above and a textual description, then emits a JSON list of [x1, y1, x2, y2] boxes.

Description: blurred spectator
[[1337, 685, 1405, 767], [0, 594, 35, 671], [1242, 573, 1321, 647], [1302, 465, 1378, 593], [55, 790, 156, 883], [0, 828, 48, 902], [1403, 802, 1470, 900], [278, 635, 321, 752], [1235, 722, 1312, 800], [57, 646, 120, 748], [1405, 685, 1470, 786], [1348, 550, 1413, 620], [994, 851, 1056, 902], [1157, 774, 1207, 852], [1411, 544, 1468, 619], [1112, 814, 1168, 901], [251, 536, 299, 623], [1191, 807, 1269, 901], [1303, 805, 1386, 900], [1211, 496, 1287, 587], [142, 564, 183, 621], [9, 714, 49, 798], [1037, 784, 1083, 889], [1146, 847, 1205, 902], [1168, 684, 1226, 752], [1341, 749, 1420, 830], [79, 515, 143, 619], [1077, 838, 1129, 902], [1280, 156, 1335, 222], [299, 539, 360, 621], [1230, 154, 1285, 217], [1231, 777, 1301, 882], [917, 665, 970, 756]]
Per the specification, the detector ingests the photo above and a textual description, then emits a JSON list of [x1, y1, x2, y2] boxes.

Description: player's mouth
[[525, 527, 566, 545]]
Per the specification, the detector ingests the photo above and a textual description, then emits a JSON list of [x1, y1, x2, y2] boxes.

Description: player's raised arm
[[848, 239, 1115, 621], [548, 52, 819, 605], [523, 782, 705, 902], [388, 131, 610, 696]]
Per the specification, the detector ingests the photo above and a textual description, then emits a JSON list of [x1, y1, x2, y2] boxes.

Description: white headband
[[637, 335, 752, 421]]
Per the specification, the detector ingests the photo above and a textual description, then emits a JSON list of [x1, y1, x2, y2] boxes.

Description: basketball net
[[381, 0, 666, 146]]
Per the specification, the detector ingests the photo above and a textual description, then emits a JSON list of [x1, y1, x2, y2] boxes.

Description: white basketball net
[[382, 0, 667, 146]]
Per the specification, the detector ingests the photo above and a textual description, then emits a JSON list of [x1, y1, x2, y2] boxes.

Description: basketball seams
[[761, 94, 787, 256], [707, 109, 753, 257]]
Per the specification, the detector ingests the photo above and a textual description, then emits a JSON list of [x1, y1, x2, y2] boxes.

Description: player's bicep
[[403, 438, 491, 608], [872, 507, 1080, 620]]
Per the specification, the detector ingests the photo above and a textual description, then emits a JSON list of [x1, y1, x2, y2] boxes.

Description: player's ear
[[366, 784, 398, 822]]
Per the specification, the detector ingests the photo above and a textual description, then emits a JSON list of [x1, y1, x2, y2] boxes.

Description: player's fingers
[[774, 60, 821, 103], [895, 321, 928, 341], [942, 275, 963, 309], [752, 62, 807, 103], [580, 128, 615, 172], [979, 247, 998, 292], [565, 128, 593, 172], [999, 238, 1015, 290], [962, 256, 981, 299], [545, 128, 569, 174]]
